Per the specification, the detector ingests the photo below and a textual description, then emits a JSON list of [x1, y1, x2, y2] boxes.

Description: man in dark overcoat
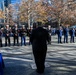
[[30, 25, 50, 74], [12, 24, 19, 46], [4, 25, 11, 46]]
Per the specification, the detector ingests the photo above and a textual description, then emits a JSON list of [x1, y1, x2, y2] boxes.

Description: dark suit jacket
[[4, 29, 10, 37], [63, 28, 69, 36], [69, 29, 75, 37], [12, 28, 19, 37], [30, 27, 49, 52]]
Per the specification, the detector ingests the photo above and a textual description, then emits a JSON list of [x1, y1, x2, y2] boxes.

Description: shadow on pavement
[[1, 44, 76, 75]]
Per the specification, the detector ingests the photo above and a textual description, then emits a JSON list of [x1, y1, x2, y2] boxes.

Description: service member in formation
[[20, 25, 27, 46], [12, 24, 19, 46], [30, 25, 50, 74], [63, 26, 69, 43], [69, 28, 75, 43], [0, 28, 3, 47], [47, 25, 51, 44], [57, 26, 63, 43], [4, 25, 11, 46], [27, 26, 33, 45]]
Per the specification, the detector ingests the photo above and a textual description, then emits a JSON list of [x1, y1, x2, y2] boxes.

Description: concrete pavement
[[0, 36, 76, 75]]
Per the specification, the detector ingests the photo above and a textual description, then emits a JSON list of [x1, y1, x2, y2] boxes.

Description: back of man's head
[[33, 23, 38, 29]]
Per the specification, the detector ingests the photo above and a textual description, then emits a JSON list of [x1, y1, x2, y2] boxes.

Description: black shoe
[[13, 44, 15, 46], [5, 45, 7, 46], [60, 42, 62, 44], [9, 44, 10, 46], [0, 45, 2, 47], [17, 44, 19, 46], [36, 69, 44, 74], [48, 42, 51, 45], [24, 44, 26, 46]]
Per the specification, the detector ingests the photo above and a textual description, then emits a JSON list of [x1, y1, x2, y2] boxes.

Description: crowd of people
[[56, 25, 75, 43], [29, 24, 76, 74], [0, 24, 76, 74], [0, 24, 32, 47], [30, 25, 76, 74], [0, 24, 76, 47], [42, 25, 76, 44]]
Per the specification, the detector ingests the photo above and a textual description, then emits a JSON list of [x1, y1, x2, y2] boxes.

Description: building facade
[[0, 0, 4, 10], [4, 0, 11, 7], [0, 0, 5, 23]]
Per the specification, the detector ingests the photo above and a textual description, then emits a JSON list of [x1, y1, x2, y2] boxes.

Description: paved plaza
[[0, 36, 76, 75]]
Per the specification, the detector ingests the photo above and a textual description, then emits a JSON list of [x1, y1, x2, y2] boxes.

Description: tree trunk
[[28, 14, 31, 29], [58, 18, 61, 27]]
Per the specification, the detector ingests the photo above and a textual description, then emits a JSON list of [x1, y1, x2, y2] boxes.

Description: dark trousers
[[21, 36, 26, 46], [29, 36, 31, 45], [13, 36, 19, 46], [0, 37, 2, 47], [48, 34, 51, 44], [58, 36, 62, 43], [64, 35, 68, 43], [5, 36, 10, 46], [70, 36, 74, 43], [33, 47, 47, 72]]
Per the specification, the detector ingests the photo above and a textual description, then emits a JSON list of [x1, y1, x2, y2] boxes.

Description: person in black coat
[[69, 28, 75, 43], [4, 25, 11, 46], [30, 25, 50, 74], [12, 24, 19, 46], [27, 26, 32, 45]]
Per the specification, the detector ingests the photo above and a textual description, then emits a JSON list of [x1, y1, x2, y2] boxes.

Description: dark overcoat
[[30, 27, 49, 72]]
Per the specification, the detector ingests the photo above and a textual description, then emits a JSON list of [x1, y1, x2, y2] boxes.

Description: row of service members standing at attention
[[56, 26, 75, 43], [0, 28, 2, 47], [0, 24, 27, 47]]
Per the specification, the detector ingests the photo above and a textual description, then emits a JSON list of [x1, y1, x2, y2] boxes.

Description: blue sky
[[11, 0, 21, 4], [11, 0, 39, 3], [0, 0, 4, 2]]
